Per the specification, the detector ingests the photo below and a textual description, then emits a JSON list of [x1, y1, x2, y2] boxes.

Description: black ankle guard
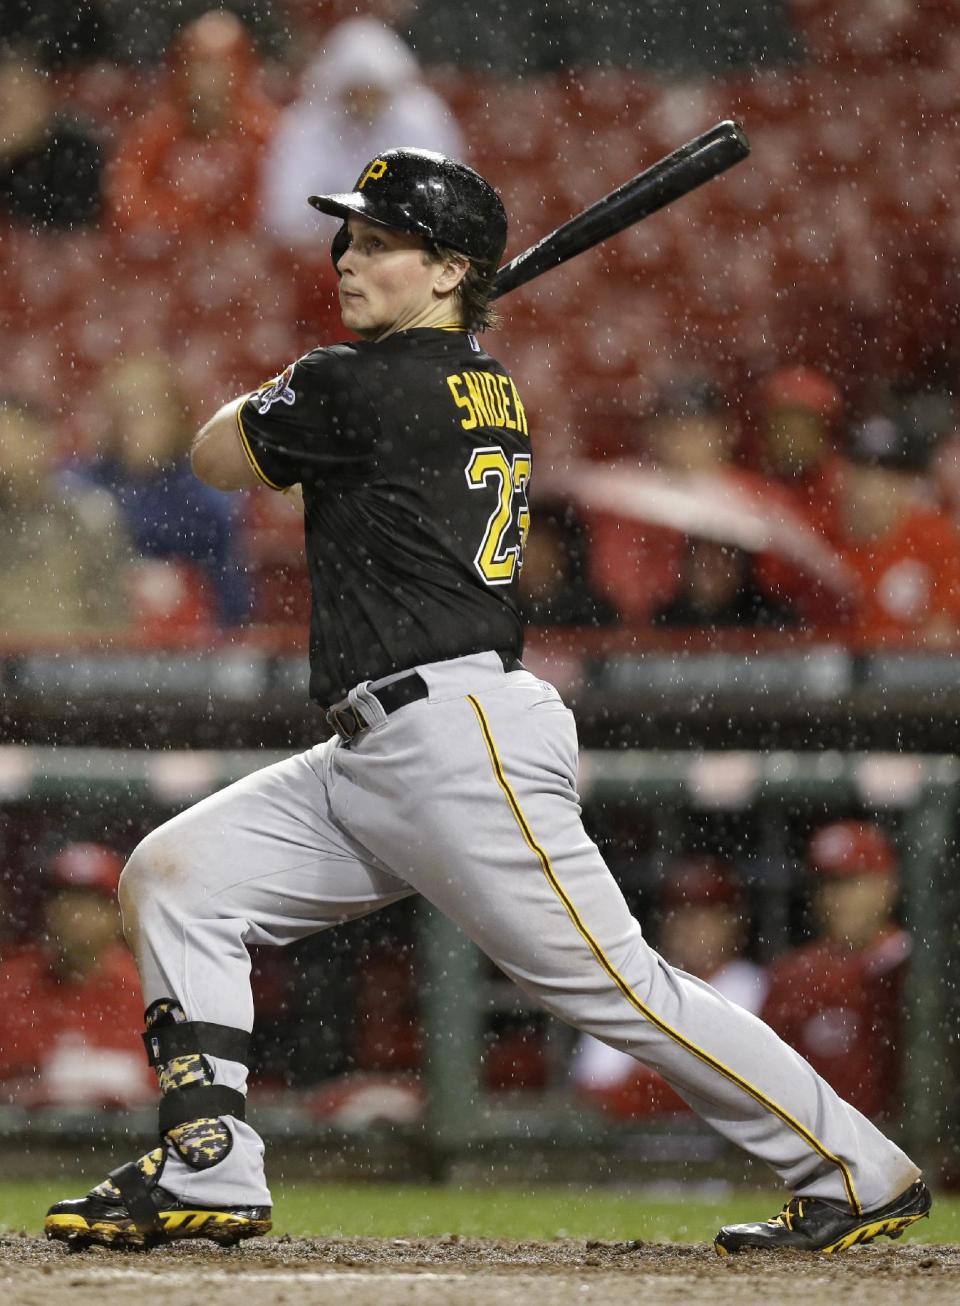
[[143, 1021, 251, 1068], [159, 1083, 247, 1134]]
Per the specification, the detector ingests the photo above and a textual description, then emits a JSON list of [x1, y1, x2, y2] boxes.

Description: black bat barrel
[[491, 119, 750, 300]]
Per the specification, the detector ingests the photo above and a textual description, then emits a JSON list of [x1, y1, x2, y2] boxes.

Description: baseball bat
[[491, 119, 749, 300]]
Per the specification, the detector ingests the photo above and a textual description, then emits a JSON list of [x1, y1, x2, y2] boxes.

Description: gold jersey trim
[[465, 693, 862, 1215], [235, 402, 287, 492]]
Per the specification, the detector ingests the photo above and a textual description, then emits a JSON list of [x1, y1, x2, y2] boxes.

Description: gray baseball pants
[[118, 651, 920, 1211]]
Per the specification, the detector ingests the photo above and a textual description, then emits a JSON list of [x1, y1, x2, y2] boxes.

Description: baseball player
[[46, 149, 930, 1254]]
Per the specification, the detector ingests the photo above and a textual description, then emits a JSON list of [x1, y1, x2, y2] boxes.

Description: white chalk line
[[4, 1267, 498, 1285], [3, 1266, 743, 1290]]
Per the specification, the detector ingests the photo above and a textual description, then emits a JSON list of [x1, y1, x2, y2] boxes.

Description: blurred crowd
[[530, 367, 960, 648], [573, 819, 907, 1123], [0, 815, 911, 1129], [1, 2, 959, 649]]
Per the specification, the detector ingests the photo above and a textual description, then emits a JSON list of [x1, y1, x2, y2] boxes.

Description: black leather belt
[[326, 652, 523, 743]]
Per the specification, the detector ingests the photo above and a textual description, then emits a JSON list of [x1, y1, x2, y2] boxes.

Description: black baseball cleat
[[714, 1179, 931, 1255], [45, 1146, 272, 1250]]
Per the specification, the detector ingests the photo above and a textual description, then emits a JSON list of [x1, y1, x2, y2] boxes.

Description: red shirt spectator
[[762, 930, 908, 1121], [577, 472, 851, 634], [750, 366, 849, 623], [584, 515, 679, 625], [579, 373, 852, 629], [107, 10, 277, 238], [585, 378, 739, 622], [762, 821, 908, 1120], [840, 502, 960, 644], [0, 843, 152, 1107], [750, 455, 851, 624], [0, 941, 152, 1106], [829, 416, 960, 645]]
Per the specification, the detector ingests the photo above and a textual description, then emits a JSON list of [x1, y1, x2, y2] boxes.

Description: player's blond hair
[[429, 244, 500, 333]]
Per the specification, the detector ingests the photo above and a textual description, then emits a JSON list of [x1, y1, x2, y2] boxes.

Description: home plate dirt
[[1, 1237, 958, 1306]]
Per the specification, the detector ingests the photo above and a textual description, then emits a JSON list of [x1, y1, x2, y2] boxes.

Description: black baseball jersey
[[237, 327, 531, 705]]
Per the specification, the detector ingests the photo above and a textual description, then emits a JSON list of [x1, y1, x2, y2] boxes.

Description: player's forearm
[[191, 398, 261, 491]]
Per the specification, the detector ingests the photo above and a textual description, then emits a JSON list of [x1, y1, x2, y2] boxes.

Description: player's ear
[[434, 252, 470, 295]]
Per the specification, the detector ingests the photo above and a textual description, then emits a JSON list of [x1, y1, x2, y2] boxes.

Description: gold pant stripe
[[466, 694, 861, 1215]]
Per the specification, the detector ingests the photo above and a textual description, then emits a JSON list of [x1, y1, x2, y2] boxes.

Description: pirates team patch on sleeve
[[249, 364, 296, 415]]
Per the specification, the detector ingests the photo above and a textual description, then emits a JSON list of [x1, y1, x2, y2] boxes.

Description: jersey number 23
[[464, 447, 531, 586]]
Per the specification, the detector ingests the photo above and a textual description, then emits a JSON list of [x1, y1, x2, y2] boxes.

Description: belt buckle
[[327, 703, 365, 742]]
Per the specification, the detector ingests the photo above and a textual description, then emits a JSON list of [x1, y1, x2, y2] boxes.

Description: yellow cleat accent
[[45, 1201, 271, 1249], [713, 1180, 931, 1255], [819, 1212, 927, 1254]]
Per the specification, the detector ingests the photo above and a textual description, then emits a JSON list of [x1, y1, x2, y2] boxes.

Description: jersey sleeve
[[236, 349, 377, 490]]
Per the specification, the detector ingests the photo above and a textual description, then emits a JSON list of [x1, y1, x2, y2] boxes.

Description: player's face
[[46, 889, 120, 969], [763, 406, 826, 478], [337, 217, 466, 339], [814, 873, 898, 949]]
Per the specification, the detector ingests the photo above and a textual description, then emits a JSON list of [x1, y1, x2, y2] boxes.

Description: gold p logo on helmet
[[358, 159, 389, 189]]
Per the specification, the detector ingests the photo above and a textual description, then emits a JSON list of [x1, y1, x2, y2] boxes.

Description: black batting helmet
[[309, 147, 507, 272]]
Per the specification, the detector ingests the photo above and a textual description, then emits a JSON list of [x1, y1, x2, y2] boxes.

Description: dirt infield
[[1, 1236, 958, 1306]]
